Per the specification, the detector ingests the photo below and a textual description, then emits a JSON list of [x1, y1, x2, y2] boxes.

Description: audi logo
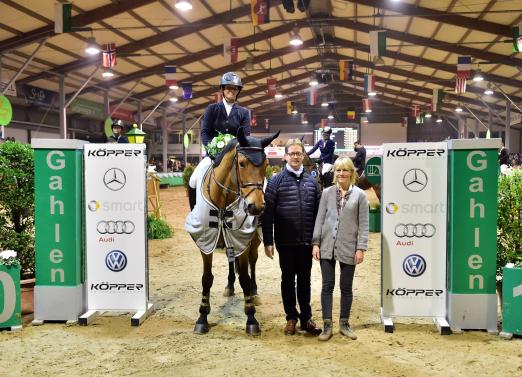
[[403, 254, 426, 277], [395, 223, 436, 238], [105, 250, 128, 272], [97, 220, 135, 234]]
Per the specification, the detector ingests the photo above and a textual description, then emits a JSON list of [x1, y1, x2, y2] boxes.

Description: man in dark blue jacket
[[262, 138, 322, 336]]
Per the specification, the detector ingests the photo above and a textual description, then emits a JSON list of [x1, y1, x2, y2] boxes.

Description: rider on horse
[[189, 72, 251, 202], [306, 126, 335, 176]]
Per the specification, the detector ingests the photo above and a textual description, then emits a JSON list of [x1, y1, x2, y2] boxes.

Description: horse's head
[[236, 128, 279, 216]]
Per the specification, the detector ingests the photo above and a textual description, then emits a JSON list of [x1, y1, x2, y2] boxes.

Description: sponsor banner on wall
[[84, 144, 148, 311], [382, 142, 448, 317]]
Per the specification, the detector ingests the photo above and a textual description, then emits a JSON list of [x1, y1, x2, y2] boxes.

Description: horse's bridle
[[208, 145, 265, 202]]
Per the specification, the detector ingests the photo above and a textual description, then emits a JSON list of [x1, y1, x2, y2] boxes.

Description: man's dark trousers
[[277, 245, 313, 323]]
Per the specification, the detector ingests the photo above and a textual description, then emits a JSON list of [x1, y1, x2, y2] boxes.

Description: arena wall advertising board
[[84, 144, 148, 312], [381, 142, 448, 318]]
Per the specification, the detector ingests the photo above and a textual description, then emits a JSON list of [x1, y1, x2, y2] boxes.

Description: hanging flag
[[362, 98, 371, 113], [321, 119, 328, 128], [364, 74, 376, 94], [181, 82, 193, 99], [347, 110, 356, 121], [102, 44, 116, 68], [369, 30, 386, 58], [432, 88, 444, 112], [251, 0, 270, 26], [214, 91, 222, 103], [251, 114, 257, 127], [457, 56, 471, 78], [339, 60, 354, 81], [224, 37, 240, 64], [286, 101, 294, 114], [511, 24, 522, 52], [301, 113, 308, 124], [401, 116, 408, 128], [164, 66, 177, 88], [308, 88, 318, 106], [54, 2, 72, 33], [411, 104, 420, 117], [455, 77, 467, 94], [264, 118, 269, 130], [267, 78, 277, 97]]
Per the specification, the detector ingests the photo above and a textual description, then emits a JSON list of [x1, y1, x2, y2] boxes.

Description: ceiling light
[[85, 37, 100, 55], [473, 69, 484, 82], [289, 27, 303, 46], [436, 117, 443, 123], [274, 93, 283, 100], [328, 112, 334, 119], [102, 69, 114, 78], [455, 105, 463, 112], [484, 87, 493, 95], [309, 74, 318, 86], [321, 98, 328, 107], [169, 96, 178, 103], [291, 107, 298, 114], [368, 91, 377, 97], [361, 116, 368, 123], [175, 0, 192, 11], [425, 112, 432, 118], [302, 119, 308, 124], [169, 83, 179, 90]]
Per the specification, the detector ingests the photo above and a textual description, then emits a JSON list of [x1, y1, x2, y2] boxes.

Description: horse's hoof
[[223, 287, 235, 297], [194, 323, 209, 334], [252, 295, 262, 306], [246, 324, 261, 336]]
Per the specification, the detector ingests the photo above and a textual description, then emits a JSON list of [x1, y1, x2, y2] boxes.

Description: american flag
[[455, 77, 467, 94], [102, 43, 116, 68]]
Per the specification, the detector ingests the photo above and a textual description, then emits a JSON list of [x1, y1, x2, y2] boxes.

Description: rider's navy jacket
[[262, 169, 321, 247], [307, 139, 335, 164], [201, 101, 251, 146]]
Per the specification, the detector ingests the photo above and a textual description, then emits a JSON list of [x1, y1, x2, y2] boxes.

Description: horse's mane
[[212, 139, 238, 168]]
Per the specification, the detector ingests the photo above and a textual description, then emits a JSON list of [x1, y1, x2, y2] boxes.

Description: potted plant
[[496, 170, 522, 305], [0, 141, 35, 279], [369, 202, 381, 233]]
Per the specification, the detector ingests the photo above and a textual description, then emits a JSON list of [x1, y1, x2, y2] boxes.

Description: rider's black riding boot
[[188, 187, 197, 210]]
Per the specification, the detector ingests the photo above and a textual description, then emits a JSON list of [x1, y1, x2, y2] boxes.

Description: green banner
[[34, 149, 83, 286], [0, 95, 13, 126], [0, 264, 21, 328], [70, 98, 105, 120], [448, 148, 498, 294]]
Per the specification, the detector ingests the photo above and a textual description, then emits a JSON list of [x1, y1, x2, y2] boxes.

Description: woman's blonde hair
[[333, 157, 358, 185]]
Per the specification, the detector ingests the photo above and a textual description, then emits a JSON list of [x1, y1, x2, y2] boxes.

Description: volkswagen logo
[[395, 223, 436, 238], [402, 168, 428, 192], [105, 250, 127, 272], [103, 168, 126, 191], [87, 200, 100, 212], [385, 202, 399, 214], [97, 220, 135, 235], [403, 254, 426, 277]]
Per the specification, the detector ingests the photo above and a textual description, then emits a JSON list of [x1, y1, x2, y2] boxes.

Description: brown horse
[[189, 128, 279, 335]]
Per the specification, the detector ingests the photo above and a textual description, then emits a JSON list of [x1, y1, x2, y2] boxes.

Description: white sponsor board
[[382, 142, 447, 317], [84, 144, 148, 311]]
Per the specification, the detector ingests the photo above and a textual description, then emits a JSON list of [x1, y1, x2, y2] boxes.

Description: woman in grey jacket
[[312, 157, 369, 341]]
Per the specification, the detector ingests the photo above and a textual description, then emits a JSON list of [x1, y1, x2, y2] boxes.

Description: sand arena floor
[[0, 186, 521, 377]]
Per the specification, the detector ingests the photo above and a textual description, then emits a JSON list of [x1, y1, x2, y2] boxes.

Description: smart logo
[[403, 254, 426, 277], [385, 202, 445, 215], [386, 202, 399, 214], [88, 200, 100, 212], [105, 250, 128, 272]]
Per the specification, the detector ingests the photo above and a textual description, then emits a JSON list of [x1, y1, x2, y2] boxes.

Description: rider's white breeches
[[322, 163, 333, 175], [189, 156, 212, 189]]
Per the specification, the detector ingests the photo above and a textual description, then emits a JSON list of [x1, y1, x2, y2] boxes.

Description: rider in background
[[107, 119, 129, 143], [189, 72, 251, 199], [307, 126, 335, 176], [353, 140, 366, 177]]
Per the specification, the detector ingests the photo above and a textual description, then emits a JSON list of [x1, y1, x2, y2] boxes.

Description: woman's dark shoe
[[318, 320, 333, 341]]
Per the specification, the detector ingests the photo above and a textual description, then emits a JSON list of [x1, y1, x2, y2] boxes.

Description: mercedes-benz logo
[[103, 168, 126, 191], [403, 254, 426, 277], [403, 168, 428, 192]]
